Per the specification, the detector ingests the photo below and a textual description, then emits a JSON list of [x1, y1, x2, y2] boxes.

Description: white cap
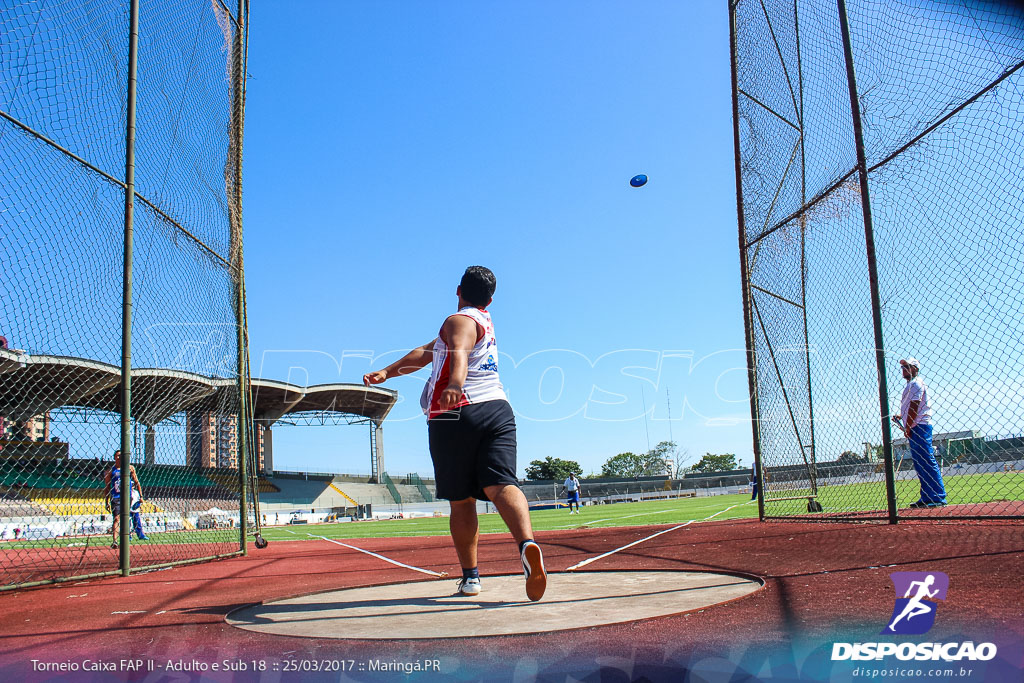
[[900, 358, 921, 370]]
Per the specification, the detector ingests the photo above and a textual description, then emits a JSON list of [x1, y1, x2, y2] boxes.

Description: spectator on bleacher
[[105, 451, 148, 548], [363, 266, 546, 602], [559, 474, 581, 514], [893, 358, 946, 508]]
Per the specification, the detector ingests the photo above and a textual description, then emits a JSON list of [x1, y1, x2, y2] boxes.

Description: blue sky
[[242, 2, 753, 477]]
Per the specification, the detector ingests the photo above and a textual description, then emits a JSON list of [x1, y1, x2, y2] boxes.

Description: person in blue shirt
[[559, 473, 582, 514], [105, 451, 147, 548]]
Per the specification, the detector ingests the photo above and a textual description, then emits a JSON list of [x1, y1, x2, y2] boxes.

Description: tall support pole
[[369, 423, 378, 483], [795, 0, 819, 503], [729, 0, 765, 521], [144, 426, 155, 464], [119, 0, 141, 576], [261, 424, 273, 474], [369, 421, 384, 483], [231, 0, 250, 553], [837, 0, 898, 524], [376, 422, 385, 475]]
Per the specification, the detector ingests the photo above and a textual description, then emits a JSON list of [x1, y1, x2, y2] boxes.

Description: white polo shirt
[[564, 476, 579, 492], [900, 376, 932, 428]]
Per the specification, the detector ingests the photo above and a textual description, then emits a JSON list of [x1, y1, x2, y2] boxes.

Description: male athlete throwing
[[363, 266, 546, 601]]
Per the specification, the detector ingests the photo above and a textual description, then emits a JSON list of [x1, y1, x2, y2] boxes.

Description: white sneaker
[[520, 541, 547, 602], [456, 577, 481, 596]]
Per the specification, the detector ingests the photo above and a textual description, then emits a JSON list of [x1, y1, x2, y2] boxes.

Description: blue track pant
[[910, 424, 946, 505]]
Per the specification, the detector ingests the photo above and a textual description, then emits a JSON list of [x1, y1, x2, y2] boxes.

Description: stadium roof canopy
[[250, 378, 396, 426], [0, 349, 397, 426]]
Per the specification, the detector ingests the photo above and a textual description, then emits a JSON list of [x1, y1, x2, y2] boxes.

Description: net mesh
[[733, 0, 1024, 519], [0, 0, 254, 588]]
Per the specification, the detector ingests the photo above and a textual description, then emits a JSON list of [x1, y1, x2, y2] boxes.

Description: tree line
[[524, 441, 741, 481]]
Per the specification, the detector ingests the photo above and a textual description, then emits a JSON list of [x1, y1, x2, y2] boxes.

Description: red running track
[[0, 518, 1021, 681]]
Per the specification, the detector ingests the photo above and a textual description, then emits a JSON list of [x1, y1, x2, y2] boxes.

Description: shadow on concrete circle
[[227, 570, 762, 639]]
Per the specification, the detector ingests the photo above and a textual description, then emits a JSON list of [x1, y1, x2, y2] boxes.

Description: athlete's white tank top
[[420, 306, 506, 418]]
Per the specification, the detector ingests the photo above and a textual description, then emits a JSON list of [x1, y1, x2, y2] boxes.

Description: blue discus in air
[[630, 174, 648, 187]]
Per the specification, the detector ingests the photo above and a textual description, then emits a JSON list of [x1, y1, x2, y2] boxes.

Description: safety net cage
[[730, 0, 1024, 520], [0, 0, 258, 588]]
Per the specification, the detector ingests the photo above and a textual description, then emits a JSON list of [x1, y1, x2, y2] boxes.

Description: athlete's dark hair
[[460, 266, 496, 307]]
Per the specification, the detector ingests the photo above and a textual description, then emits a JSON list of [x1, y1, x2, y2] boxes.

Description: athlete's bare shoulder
[[441, 312, 481, 345]]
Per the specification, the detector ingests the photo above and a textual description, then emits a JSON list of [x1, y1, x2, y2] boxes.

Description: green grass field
[[265, 493, 758, 543], [2, 470, 1019, 551], [763, 470, 1023, 515], [0, 494, 757, 550]]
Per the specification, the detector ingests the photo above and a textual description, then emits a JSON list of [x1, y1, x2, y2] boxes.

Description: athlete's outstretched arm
[[438, 315, 479, 411], [363, 340, 436, 385]]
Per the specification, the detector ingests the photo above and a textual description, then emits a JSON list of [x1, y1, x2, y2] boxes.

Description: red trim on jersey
[[428, 343, 469, 418]]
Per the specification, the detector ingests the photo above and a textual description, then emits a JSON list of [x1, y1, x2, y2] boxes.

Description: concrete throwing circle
[[227, 571, 761, 639]]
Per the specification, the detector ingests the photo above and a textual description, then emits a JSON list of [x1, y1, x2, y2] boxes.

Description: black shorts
[[428, 399, 518, 502]]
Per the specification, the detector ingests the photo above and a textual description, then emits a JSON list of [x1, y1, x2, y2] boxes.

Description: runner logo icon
[[883, 571, 949, 635]]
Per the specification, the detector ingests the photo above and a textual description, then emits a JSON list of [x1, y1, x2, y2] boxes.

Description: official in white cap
[[892, 358, 946, 508]]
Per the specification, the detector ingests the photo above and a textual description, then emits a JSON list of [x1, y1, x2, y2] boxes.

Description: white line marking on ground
[[552, 517, 610, 529], [566, 501, 755, 571], [620, 509, 673, 519], [306, 534, 448, 578], [557, 507, 705, 529], [111, 610, 147, 615]]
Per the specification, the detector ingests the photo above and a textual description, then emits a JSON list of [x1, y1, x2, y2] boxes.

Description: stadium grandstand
[[258, 472, 439, 520], [519, 472, 754, 509], [5, 355, 1015, 535], [0, 460, 447, 538], [0, 348, 396, 475], [0, 352, 406, 541]]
